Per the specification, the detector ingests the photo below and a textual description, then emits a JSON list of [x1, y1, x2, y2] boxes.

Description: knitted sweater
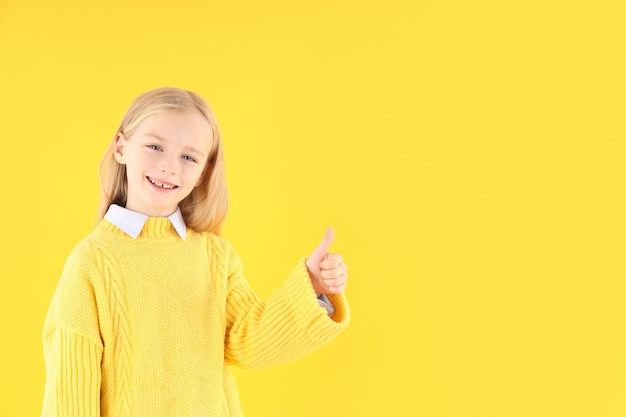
[[41, 217, 350, 417]]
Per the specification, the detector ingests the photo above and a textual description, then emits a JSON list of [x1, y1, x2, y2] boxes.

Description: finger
[[325, 282, 347, 295], [311, 227, 335, 261], [320, 253, 344, 270], [322, 273, 348, 289], [320, 263, 348, 279]]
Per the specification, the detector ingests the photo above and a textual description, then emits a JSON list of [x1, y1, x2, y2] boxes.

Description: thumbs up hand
[[305, 227, 348, 295]]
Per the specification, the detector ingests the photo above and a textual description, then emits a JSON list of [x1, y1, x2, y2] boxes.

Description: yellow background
[[1, 0, 626, 416]]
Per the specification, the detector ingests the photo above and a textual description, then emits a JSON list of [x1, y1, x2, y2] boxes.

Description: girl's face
[[114, 110, 213, 217]]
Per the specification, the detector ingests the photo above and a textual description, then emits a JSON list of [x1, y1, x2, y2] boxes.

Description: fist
[[305, 227, 348, 295]]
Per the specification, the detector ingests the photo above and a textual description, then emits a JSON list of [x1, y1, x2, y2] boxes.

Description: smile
[[147, 176, 178, 189]]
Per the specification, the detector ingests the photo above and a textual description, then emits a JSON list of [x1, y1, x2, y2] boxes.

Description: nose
[[160, 154, 177, 175]]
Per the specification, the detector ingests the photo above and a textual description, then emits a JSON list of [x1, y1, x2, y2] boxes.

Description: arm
[[41, 327, 103, 416], [223, 246, 350, 370], [41, 244, 104, 417]]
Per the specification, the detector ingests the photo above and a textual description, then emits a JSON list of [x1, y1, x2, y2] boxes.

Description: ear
[[113, 133, 126, 164]]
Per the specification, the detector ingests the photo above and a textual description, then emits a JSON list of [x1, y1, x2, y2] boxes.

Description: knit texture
[[42, 218, 350, 417]]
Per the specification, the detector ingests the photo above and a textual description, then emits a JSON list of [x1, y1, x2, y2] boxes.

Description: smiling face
[[114, 110, 213, 217]]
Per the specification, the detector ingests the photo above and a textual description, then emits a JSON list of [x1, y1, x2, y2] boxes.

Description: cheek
[[182, 164, 204, 183], [125, 158, 143, 174]]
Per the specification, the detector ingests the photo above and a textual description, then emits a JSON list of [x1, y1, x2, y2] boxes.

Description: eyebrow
[[145, 133, 206, 158]]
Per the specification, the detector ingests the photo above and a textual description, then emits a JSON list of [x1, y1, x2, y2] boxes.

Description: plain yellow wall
[[2, 0, 626, 416]]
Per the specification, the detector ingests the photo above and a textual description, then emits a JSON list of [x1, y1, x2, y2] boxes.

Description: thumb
[[309, 227, 335, 264]]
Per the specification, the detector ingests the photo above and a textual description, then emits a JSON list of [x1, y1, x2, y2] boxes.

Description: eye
[[147, 144, 162, 151], [182, 155, 197, 163]]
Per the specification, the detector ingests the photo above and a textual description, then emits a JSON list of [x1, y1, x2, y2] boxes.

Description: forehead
[[134, 110, 213, 151]]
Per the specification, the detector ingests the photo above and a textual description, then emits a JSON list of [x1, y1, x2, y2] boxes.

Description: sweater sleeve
[[41, 242, 104, 417], [223, 247, 350, 369], [41, 327, 103, 417]]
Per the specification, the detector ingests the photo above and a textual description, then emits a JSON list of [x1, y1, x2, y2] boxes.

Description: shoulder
[[190, 230, 241, 268], [60, 226, 120, 280], [190, 230, 232, 252], [65, 229, 105, 261], [63, 233, 99, 270], [45, 230, 107, 337]]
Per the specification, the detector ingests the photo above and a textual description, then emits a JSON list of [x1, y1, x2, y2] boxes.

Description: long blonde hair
[[98, 87, 228, 234]]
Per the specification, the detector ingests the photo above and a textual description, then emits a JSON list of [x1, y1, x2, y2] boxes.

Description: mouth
[[147, 176, 178, 190]]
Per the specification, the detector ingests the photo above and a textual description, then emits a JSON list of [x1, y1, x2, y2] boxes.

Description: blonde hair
[[98, 87, 228, 234]]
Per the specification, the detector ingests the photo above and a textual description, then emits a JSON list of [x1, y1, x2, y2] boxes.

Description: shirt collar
[[104, 204, 187, 239]]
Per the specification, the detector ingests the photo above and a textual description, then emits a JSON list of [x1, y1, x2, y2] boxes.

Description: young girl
[[41, 87, 350, 417]]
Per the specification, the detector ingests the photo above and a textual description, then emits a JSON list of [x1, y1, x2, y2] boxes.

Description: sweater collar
[[104, 204, 187, 240]]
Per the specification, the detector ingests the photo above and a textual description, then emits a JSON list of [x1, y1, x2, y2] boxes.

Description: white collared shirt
[[104, 204, 187, 239]]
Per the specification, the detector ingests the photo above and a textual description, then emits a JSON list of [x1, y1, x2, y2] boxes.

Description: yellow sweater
[[42, 217, 350, 416]]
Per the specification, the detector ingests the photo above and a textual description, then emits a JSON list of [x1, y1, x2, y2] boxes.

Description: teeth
[[149, 177, 176, 189]]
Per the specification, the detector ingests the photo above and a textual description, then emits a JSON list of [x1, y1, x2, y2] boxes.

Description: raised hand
[[305, 227, 348, 295]]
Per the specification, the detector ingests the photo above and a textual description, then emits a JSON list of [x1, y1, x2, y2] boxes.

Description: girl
[[41, 87, 350, 417]]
